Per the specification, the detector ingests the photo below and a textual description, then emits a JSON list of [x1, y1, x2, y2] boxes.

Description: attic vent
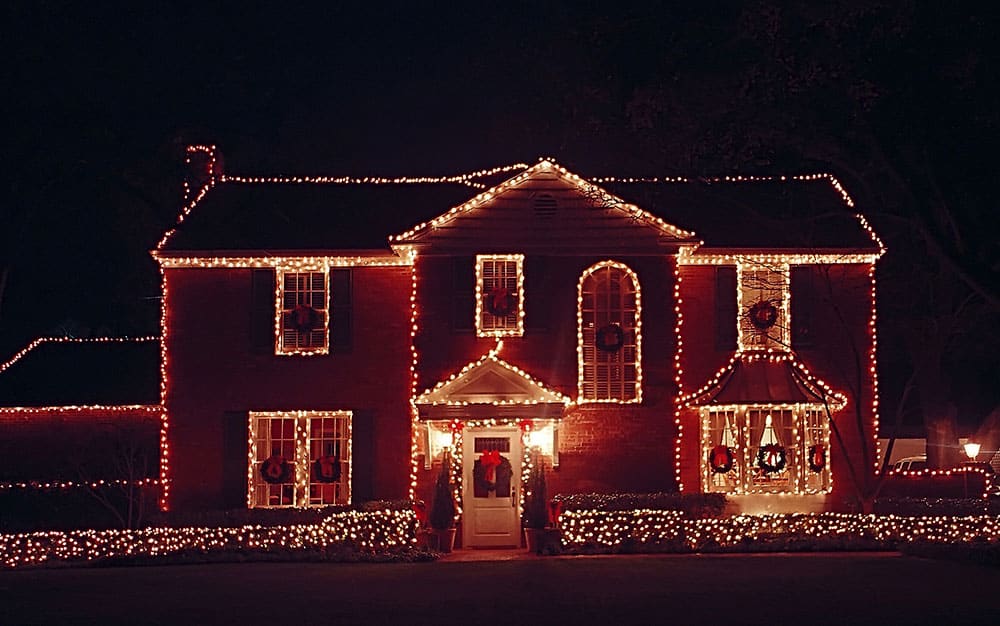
[[532, 193, 558, 218]]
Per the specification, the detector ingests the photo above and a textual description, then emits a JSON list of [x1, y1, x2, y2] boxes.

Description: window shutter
[[715, 267, 737, 351], [251, 269, 276, 354], [452, 257, 474, 331], [524, 256, 548, 331], [791, 266, 814, 347], [222, 411, 249, 509], [331, 269, 352, 352]]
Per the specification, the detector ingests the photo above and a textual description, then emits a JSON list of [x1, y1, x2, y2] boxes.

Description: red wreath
[[756, 444, 787, 474], [313, 455, 342, 483], [485, 287, 516, 317], [596, 323, 625, 352], [286, 303, 319, 333], [260, 455, 292, 484], [709, 445, 735, 474], [749, 300, 779, 330], [478, 450, 502, 482], [808, 444, 826, 473]]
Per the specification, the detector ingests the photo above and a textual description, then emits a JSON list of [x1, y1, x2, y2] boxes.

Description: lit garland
[[158, 266, 171, 510], [576, 260, 643, 404], [157, 145, 219, 251], [221, 161, 530, 189], [0, 405, 161, 417], [0, 336, 159, 376], [559, 510, 1000, 550], [414, 341, 571, 407], [673, 260, 685, 491], [152, 252, 415, 269], [0, 478, 159, 492], [889, 465, 993, 500], [475, 254, 525, 338], [246, 411, 353, 509], [393, 159, 697, 244], [0, 509, 416, 569], [869, 264, 882, 473], [408, 262, 421, 500]]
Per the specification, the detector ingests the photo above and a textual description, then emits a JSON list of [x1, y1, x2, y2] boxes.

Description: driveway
[[1, 553, 997, 625]]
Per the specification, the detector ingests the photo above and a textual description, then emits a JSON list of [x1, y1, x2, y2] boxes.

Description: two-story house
[[3, 146, 882, 546]]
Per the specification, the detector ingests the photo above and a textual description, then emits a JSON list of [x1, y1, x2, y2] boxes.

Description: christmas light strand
[[0, 336, 159, 376], [0, 478, 159, 492]]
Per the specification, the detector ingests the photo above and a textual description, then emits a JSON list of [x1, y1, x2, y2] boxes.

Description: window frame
[[248, 410, 352, 508], [577, 260, 642, 403], [701, 406, 831, 495], [736, 261, 791, 352], [475, 254, 525, 338], [275, 268, 330, 355]]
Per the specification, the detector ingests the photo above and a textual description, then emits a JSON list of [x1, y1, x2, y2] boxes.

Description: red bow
[[479, 450, 502, 481]]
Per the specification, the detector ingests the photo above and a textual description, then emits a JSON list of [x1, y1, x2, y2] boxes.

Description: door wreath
[[260, 455, 292, 484], [595, 323, 625, 352]]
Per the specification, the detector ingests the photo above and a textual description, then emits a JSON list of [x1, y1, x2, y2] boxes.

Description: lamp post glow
[[964, 442, 981, 461]]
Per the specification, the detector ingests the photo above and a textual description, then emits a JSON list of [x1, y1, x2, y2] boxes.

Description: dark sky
[[4, 2, 998, 424]]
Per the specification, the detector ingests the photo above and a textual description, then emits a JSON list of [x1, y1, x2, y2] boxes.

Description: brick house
[[1, 146, 883, 545]]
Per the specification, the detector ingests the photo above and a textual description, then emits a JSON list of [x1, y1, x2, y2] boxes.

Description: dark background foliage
[[4, 2, 997, 432]]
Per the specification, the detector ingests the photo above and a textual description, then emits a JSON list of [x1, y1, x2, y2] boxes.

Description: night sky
[[4, 3, 998, 427]]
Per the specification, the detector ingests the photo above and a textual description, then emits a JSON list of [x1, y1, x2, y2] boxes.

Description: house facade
[[2, 146, 883, 546]]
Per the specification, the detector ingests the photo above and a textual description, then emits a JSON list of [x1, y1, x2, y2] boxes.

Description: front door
[[462, 426, 522, 548]]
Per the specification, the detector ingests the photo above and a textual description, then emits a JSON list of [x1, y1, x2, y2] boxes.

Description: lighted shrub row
[[554, 492, 727, 517], [560, 510, 1000, 550], [1, 509, 417, 569]]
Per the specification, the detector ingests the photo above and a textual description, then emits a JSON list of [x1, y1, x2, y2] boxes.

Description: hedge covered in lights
[[559, 510, 1000, 552], [1, 509, 417, 569]]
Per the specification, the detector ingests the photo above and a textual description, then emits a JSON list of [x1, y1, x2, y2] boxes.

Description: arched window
[[578, 261, 641, 402]]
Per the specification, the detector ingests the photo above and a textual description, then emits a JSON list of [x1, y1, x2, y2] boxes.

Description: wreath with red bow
[[708, 445, 735, 474], [595, 323, 625, 352], [808, 444, 826, 473], [286, 303, 319, 333], [749, 300, 779, 330], [260, 455, 292, 484], [485, 287, 516, 317], [313, 455, 342, 483], [756, 444, 787, 474]]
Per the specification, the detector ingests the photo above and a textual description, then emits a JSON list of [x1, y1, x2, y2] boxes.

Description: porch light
[[964, 442, 981, 461]]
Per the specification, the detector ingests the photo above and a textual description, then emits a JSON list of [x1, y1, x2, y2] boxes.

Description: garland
[[313, 455, 342, 483], [287, 303, 319, 333], [260, 455, 292, 484], [485, 287, 516, 317], [808, 444, 826, 473], [749, 300, 779, 330], [708, 445, 735, 474], [756, 444, 787, 474], [596, 323, 625, 352]]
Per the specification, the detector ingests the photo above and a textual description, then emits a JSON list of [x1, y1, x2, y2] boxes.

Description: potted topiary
[[522, 447, 562, 554], [427, 449, 457, 553]]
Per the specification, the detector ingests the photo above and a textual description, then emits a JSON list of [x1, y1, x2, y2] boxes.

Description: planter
[[524, 528, 562, 555], [426, 528, 457, 553]]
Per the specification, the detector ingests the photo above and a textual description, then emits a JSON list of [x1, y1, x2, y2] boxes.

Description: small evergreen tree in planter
[[522, 447, 561, 554], [427, 449, 457, 553]]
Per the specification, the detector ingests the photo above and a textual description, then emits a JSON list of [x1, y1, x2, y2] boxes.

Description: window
[[277, 270, 329, 354], [578, 261, 641, 402], [248, 411, 351, 508], [476, 254, 524, 337], [703, 406, 830, 495], [737, 261, 790, 351]]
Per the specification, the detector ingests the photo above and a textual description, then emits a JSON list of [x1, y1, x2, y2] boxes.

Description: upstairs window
[[476, 254, 524, 337], [578, 261, 641, 403], [737, 261, 789, 351], [277, 270, 329, 354]]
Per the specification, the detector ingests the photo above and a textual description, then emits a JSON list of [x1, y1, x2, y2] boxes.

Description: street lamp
[[964, 442, 981, 461]]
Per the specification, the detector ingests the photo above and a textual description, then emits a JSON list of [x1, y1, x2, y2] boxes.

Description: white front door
[[462, 426, 522, 548]]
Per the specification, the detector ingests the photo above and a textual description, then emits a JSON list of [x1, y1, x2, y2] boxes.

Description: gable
[[415, 348, 569, 419], [393, 160, 697, 254]]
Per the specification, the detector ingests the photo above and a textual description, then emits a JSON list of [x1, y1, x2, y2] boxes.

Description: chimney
[[184, 145, 224, 200]]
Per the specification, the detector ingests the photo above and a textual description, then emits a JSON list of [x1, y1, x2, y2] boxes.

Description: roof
[[603, 177, 877, 251], [684, 353, 846, 408], [159, 151, 878, 254], [0, 338, 161, 407]]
